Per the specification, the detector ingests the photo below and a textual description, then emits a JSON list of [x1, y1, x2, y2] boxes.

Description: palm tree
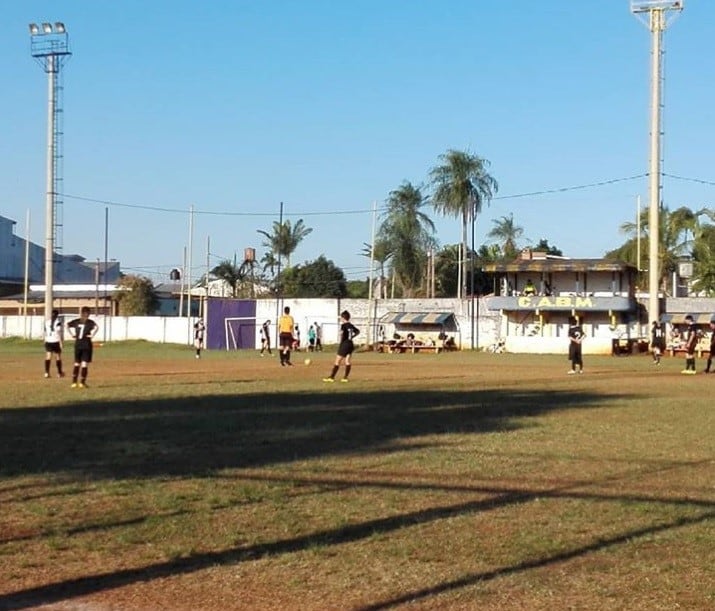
[[361, 240, 393, 298], [616, 205, 702, 294], [210, 260, 243, 297], [487, 213, 524, 261], [257, 219, 313, 270], [430, 149, 498, 299], [378, 182, 435, 297]]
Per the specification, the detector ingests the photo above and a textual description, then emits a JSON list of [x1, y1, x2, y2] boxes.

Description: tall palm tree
[[378, 182, 436, 297], [487, 213, 524, 261], [257, 218, 313, 270], [430, 149, 498, 298]]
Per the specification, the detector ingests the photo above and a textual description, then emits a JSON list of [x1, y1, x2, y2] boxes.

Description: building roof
[[483, 259, 637, 273], [380, 311, 456, 325]]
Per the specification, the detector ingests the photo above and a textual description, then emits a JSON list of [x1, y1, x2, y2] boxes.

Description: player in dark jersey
[[704, 318, 715, 373], [323, 310, 359, 383], [194, 319, 205, 359], [681, 314, 698, 375], [67, 306, 98, 388], [567, 316, 584, 374], [650, 320, 666, 365], [260, 320, 272, 356], [43, 309, 65, 378]]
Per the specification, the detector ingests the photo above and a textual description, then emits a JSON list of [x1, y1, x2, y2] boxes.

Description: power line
[[662, 172, 715, 187], [492, 174, 648, 201], [58, 174, 649, 218]]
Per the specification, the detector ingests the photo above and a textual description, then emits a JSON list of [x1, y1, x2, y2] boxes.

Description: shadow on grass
[[0, 387, 609, 480]]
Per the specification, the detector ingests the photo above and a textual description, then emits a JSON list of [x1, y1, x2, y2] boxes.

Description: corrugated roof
[[483, 259, 636, 273], [660, 312, 715, 324]]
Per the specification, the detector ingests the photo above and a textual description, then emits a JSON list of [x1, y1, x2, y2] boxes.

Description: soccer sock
[[344, 365, 351, 379], [687, 357, 695, 370], [706, 357, 712, 372], [329, 365, 339, 379], [286, 350, 292, 364], [56, 360, 63, 375], [80, 366, 88, 383], [44, 359, 50, 375], [72, 365, 79, 383]]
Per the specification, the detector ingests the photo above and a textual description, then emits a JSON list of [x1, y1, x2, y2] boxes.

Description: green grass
[[0, 341, 713, 609]]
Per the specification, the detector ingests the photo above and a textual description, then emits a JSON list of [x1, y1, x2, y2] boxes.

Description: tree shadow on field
[[0, 387, 612, 480]]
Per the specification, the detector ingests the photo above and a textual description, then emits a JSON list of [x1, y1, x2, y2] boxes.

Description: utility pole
[[631, 0, 683, 326], [29, 22, 71, 322]]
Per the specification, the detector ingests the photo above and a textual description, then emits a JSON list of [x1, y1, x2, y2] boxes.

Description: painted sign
[[486, 295, 634, 312]]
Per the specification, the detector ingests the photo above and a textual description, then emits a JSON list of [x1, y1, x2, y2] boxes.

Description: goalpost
[[223, 316, 258, 351]]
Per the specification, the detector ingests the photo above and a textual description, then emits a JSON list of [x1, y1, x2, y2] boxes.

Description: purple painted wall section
[[206, 299, 257, 350]]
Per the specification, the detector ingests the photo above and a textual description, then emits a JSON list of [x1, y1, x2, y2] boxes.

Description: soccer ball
[[304, 358, 312, 366]]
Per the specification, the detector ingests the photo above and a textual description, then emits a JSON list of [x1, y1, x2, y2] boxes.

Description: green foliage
[[487, 213, 524, 261], [280, 255, 347, 298], [533, 238, 563, 257], [378, 182, 435, 297], [257, 218, 313, 271], [114, 274, 159, 315], [346, 279, 369, 298], [210, 260, 243, 297]]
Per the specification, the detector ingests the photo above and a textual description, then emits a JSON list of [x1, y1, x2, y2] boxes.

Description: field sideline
[[0, 340, 713, 610]]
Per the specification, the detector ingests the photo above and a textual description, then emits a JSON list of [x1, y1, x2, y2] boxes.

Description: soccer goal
[[224, 317, 257, 351]]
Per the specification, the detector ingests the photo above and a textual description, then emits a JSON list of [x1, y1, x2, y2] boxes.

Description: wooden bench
[[668, 345, 710, 358]]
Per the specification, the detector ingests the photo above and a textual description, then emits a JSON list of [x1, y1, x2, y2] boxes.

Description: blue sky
[[2, 1, 714, 285]]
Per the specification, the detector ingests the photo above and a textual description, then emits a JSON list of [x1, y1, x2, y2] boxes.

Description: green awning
[[380, 311, 455, 325]]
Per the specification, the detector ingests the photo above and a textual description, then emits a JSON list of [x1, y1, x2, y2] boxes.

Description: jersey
[[568, 324, 583, 342], [684, 322, 698, 353], [44, 317, 63, 344], [261, 322, 270, 340], [194, 321, 205, 341], [278, 314, 295, 335], [339, 322, 360, 344], [67, 317, 97, 348], [651, 323, 665, 349]]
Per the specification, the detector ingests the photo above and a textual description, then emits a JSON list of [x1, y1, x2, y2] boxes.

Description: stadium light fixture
[[631, 0, 683, 13], [29, 23, 39, 35], [54, 22, 66, 34], [41, 22, 52, 34]]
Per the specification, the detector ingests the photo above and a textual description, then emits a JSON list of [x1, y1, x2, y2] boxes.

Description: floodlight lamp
[[42, 22, 52, 34], [29, 23, 40, 35], [630, 0, 684, 12], [54, 22, 66, 34]]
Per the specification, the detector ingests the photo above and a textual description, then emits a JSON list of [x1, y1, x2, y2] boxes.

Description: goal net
[[224, 316, 257, 351]]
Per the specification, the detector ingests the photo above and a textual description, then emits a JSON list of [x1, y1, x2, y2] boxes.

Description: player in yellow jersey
[[278, 306, 295, 366]]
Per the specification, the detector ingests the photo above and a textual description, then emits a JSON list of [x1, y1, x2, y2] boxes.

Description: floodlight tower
[[630, 1, 683, 326], [29, 22, 71, 321]]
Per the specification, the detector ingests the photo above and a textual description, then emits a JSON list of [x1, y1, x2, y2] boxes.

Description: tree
[[430, 149, 498, 297], [280, 256, 347, 298], [361, 240, 392, 298], [612, 205, 702, 294], [210, 260, 243, 297], [533, 239, 563, 257], [691, 220, 715, 295], [487, 213, 524, 261], [114, 274, 159, 315], [346, 279, 369, 298], [378, 182, 436, 297], [257, 218, 313, 271]]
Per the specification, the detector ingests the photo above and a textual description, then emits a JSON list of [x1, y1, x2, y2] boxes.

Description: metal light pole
[[630, 1, 683, 326], [29, 22, 71, 321]]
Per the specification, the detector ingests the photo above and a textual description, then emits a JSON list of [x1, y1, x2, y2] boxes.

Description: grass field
[[0, 339, 713, 610]]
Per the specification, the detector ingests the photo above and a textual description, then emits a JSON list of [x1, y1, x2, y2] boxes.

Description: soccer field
[[0, 340, 713, 610]]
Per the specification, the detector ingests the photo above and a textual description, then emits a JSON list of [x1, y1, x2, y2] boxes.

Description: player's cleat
[[44, 373, 50, 379], [680, 369, 696, 375], [195, 354, 200, 359], [71, 382, 78, 388], [577, 370, 583, 374], [58, 372, 65, 378], [322, 378, 334, 383], [340, 378, 349, 383], [567, 370, 576, 375], [78, 382, 88, 388]]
